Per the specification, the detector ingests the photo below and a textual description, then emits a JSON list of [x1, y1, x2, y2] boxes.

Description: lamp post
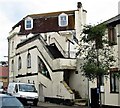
[[87, 78, 90, 108]]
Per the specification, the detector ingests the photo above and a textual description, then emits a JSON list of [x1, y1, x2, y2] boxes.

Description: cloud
[[0, 7, 14, 60]]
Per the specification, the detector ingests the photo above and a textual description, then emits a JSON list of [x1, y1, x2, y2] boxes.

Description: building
[[0, 61, 9, 88], [100, 14, 120, 107], [8, 2, 88, 104]]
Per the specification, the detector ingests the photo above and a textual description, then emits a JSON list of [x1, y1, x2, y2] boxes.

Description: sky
[[0, 0, 120, 61]]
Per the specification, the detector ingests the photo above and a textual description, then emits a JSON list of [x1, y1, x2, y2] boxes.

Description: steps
[[74, 99, 87, 106], [61, 81, 73, 94], [72, 90, 87, 106]]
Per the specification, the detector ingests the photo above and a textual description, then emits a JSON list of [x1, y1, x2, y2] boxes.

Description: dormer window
[[25, 17, 33, 30], [58, 13, 68, 27]]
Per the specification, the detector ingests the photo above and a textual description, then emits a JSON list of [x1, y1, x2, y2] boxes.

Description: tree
[[79, 24, 116, 107]]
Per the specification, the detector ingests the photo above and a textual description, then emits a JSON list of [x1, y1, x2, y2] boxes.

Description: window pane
[[115, 75, 119, 92], [26, 20, 31, 28], [111, 74, 114, 92], [60, 16, 67, 26], [27, 53, 31, 68], [18, 57, 22, 70], [110, 72, 119, 93]]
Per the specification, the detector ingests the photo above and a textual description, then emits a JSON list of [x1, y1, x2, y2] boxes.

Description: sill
[[25, 27, 33, 30], [110, 91, 119, 94], [27, 66, 31, 68]]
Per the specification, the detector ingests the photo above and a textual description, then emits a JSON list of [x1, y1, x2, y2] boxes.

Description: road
[[24, 102, 88, 108], [25, 106, 87, 108]]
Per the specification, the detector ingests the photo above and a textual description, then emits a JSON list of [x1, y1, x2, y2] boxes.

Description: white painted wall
[[103, 75, 119, 106], [8, 4, 87, 101]]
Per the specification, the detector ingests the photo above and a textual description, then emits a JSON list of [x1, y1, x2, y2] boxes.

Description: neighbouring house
[[0, 61, 9, 88], [8, 2, 88, 104], [99, 14, 120, 107]]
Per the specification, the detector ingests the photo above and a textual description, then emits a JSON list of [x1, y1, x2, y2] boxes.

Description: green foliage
[[82, 24, 107, 49], [80, 23, 115, 81], [82, 24, 107, 42], [82, 60, 108, 80]]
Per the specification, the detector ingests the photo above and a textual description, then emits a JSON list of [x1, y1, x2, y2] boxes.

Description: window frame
[[38, 56, 51, 80], [11, 60, 14, 72], [110, 71, 119, 93], [18, 56, 22, 70], [108, 26, 117, 45], [11, 41, 14, 53], [27, 53, 31, 68], [58, 13, 68, 27], [25, 17, 33, 30]]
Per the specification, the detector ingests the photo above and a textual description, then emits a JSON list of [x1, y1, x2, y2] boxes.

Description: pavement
[[38, 101, 88, 108]]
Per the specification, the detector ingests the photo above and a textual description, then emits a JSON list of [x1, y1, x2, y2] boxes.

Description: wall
[[103, 75, 119, 106]]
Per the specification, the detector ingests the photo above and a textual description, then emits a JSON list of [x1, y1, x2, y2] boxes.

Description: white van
[[7, 82, 38, 106]]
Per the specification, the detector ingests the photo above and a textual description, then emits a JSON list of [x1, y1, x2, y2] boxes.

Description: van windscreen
[[19, 84, 37, 92]]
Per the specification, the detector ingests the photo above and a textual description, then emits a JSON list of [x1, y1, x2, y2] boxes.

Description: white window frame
[[25, 17, 33, 30], [58, 13, 68, 27]]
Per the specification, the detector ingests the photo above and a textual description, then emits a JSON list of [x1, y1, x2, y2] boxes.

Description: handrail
[[60, 81, 74, 94]]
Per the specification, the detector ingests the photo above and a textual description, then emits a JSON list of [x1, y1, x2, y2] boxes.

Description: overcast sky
[[0, 0, 120, 61]]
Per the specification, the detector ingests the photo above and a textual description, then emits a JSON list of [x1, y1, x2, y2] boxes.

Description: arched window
[[18, 56, 22, 70], [27, 53, 31, 68], [25, 17, 33, 30], [58, 13, 68, 27], [11, 60, 14, 72]]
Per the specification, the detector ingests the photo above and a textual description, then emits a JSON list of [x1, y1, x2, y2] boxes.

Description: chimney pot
[[77, 2, 82, 9]]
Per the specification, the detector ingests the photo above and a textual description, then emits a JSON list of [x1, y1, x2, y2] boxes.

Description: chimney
[[118, 1, 120, 14], [77, 2, 82, 9]]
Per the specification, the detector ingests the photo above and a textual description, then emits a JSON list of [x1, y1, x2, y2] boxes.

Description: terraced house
[[100, 14, 120, 108], [8, 2, 88, 104]]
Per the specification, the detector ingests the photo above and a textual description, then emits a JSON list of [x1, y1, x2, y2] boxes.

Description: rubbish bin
[[91, 88, 99, 108]]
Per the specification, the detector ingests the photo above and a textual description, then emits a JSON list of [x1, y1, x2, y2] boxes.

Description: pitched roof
[[12, 10, 76, 30], [104, 14, 120, 25], [25, 10, 76, 19]]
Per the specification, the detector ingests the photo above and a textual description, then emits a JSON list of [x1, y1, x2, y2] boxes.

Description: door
[[91, 88, 99, 108]]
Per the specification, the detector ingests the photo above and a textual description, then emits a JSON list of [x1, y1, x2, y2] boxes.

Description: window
[[108, 26, 117, 45], [110, 72, 119, 93], [11, 60, 14, 72], [18, 56, 22, 70], [25, 17, 33, 30], [58, 13, 68, 27], [12, 41, 14, 53], [38, 56, 51, 79], [27, 53, 31, 68]]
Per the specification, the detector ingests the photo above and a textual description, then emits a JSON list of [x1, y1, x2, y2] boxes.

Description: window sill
[[110, 91, 119, 94], [27, 66, 31, 68]]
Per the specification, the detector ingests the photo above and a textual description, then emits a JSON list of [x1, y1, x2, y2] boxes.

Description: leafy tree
[[80, 24, 115, 81], [79, 24, 116, 107]]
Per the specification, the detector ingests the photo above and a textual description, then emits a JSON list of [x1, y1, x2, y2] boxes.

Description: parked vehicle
[[0, 93, 24, 108], [7, 82, 38, 106], [0, 82, 3, 92]]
